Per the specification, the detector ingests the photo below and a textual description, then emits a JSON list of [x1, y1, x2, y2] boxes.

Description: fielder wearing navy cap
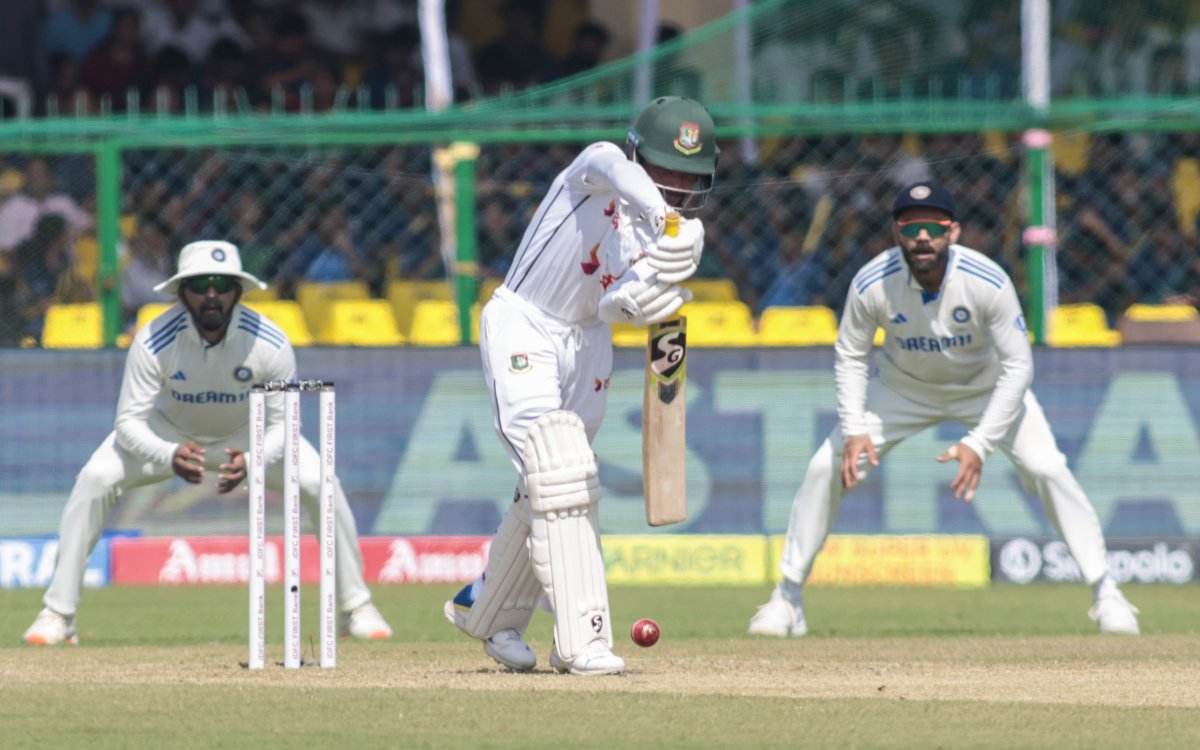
[[892, 182, 956, 219]]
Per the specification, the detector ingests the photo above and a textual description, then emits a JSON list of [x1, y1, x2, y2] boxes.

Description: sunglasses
[[183, 274, 238, 294], [896, 219, 953, 238]]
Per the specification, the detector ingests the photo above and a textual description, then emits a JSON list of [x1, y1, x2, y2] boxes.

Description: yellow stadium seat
[[683, 279, 739, 302], [1048, 303, 1121, 347], [388, 279, 453, 338], [295, 281, 370, 332], [74, 236, 99, 281], [407, 299, 480, 346], [478, 277, 504, 304], [241, 286, 278, 302], [676, 301, 756, 347], [758, 306, 839, 346], [1123, 303, 1198, 323], [316, 299, 405, 346], [135, 303, 176, 332], [611, 322, 646, 348], [1053, 131, 1091, 176], [1172, 158, 1200, 238], [243, 300, 314, 347], [42, 303, 103, 348]]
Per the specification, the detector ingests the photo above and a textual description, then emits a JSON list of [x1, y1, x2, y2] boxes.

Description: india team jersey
[[502, 141, 668, 322], [835, 244, 1034, 455], [114, 304, 295, 465]]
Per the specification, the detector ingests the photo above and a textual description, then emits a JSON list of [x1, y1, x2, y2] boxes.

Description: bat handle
[[664, 211, 680, 238]]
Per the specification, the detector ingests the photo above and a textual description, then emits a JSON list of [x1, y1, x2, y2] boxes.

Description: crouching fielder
[[445, 96, 718, 674], [748, 182, 1140, 639], [23, 241, 392, 646]]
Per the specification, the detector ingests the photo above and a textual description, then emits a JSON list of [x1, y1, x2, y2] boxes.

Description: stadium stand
[[242, 301, 314, 347], [295, 281, 371, 334], [676, 301, 757, 347], [407, 299, 480, 346], [42, 303, 104, 349], [316, 299, 405, 346], [1048, 303, 1122, 347], [758, 306, 839, 346], [388, 280, 453, 339]]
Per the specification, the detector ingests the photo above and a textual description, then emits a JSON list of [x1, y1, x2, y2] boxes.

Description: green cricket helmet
[[626, 96, 719, 213]]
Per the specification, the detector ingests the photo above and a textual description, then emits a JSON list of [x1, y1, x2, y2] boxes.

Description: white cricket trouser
[[780, 380, 1110, 586], [43, 427, 372, 617], [472, 287, 612, 635], [480, 287, 612, 467]]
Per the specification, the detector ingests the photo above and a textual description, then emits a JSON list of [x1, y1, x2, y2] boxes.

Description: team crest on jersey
[[508, 354, 531, 373], [593, 375, 611, 392], [674, 122, 702, 155], [581, 244, 601, 275], [234, 366, 252, 382], [212, 247, 227, 262], [952, 306, 971, 324]]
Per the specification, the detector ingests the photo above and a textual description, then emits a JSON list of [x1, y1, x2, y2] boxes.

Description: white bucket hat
[[154, 240, 267, 294]]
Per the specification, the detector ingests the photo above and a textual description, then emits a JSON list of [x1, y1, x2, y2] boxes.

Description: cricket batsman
[[444, 96, 718, 674]]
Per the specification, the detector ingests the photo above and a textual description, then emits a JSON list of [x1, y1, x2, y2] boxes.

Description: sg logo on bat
[[648, 317, 687, 404]]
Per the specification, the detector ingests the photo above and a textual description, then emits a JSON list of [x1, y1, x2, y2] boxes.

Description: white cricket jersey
[[114, 303, 295, 466], [502, 141, 669, 322], [835, 244, 1034, 457]]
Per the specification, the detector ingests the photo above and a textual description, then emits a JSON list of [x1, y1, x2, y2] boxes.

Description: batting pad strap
[[523, 411, 600, 514]]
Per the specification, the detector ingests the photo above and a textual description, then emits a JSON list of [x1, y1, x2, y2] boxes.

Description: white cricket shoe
[[23, 608, 78, 646], [443, 585, 538, 671], [748, 588, 808, 637], [484, 629, 537, 672], [341, 602, 393, 640], [550, 640, 625, 676], [1089, 588, 1140, 635]]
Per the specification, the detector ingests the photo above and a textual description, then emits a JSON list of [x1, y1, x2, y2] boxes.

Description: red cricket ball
[[630, 618, 660, 647]]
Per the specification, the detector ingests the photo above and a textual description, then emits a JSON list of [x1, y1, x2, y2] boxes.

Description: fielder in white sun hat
[[153, 240, 268, 294]]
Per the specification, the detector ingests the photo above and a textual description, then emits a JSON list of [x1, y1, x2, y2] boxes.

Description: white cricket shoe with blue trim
[[444, 582, 537, 671]]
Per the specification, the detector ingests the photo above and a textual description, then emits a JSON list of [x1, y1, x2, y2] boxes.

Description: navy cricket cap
[[892, 182, 956, 219]]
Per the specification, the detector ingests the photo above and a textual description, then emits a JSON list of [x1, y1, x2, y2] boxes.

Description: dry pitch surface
[[2, 585, 1198, 749]]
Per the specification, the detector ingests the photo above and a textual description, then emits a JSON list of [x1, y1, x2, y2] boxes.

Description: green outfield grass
[[2, 584, 1199, 749]]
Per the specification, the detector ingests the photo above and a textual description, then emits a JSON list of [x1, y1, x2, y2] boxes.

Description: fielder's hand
[[217, 448, 246, 494], [840, 434, 879, 490], [173, 441, 206, 484], [647, 217, 704, 284], [937, 442, 982, 502], [599, 276, 693, 326]]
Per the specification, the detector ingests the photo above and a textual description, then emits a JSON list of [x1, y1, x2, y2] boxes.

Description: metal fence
[[3, 123, 1198, 348]]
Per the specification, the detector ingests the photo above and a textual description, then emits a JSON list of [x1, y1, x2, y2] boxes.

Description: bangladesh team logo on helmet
[[626, 96, 719, 212], [674, 122, 702, 155]]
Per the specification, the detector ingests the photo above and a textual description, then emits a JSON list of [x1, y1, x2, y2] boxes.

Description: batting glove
[[599, 276, 693, 327], [646, 217, 704, 284]]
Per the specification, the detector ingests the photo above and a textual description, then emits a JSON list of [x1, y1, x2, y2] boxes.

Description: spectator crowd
[[1, 0, 1199, 347]]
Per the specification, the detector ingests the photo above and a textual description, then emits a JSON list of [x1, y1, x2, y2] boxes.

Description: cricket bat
[[642, 212, 688, 526]]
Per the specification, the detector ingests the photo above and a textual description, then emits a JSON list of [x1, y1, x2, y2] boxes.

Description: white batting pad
[[462, 496, 542, 638], [524, 411, 600, 513], [524, 411, 611, 661]]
